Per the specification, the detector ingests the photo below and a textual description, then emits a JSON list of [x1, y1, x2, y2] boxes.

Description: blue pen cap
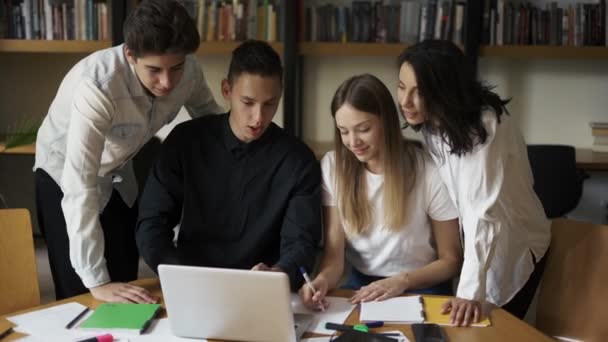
[[299, 266, 307, 274]]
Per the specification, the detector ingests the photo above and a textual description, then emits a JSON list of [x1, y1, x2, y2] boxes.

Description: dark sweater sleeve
[[275, 154, 322, 290], [135, 127, 185, 273]]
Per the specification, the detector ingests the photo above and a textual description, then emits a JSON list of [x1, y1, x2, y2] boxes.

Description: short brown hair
[[123, 0, 200, 57]]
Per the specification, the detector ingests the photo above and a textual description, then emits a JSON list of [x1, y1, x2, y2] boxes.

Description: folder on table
[[79, 303, 161, 334], [422, 296, 491, 327]]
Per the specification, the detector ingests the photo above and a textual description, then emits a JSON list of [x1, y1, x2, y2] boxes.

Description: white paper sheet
[[8, 302, 98, 341], [291, 294, 356, 335], [360, 296, 424, 323], [128, 318, 208, 341]]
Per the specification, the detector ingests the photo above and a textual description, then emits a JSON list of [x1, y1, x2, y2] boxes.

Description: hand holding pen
[[298, 267, 329, 312]]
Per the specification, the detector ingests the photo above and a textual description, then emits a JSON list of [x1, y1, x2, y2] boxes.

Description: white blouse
[[321, 150, 459, 277], [428, 111, 551, 306]]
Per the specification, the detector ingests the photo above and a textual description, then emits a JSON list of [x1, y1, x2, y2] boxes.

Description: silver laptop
[[158, 264, 312, 342]]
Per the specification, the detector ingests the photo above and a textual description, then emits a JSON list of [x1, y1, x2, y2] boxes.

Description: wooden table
[[0, 278, 553, 342]]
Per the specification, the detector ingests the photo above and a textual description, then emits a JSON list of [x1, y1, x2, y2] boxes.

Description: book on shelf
[[177, 0, 282, 43], [0, 0, 109, 41], [303, 0, 466, 45], [484, 0, 607, 47], [590, 121, 608, 152]]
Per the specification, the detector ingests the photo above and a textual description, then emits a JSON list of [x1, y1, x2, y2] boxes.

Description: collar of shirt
[[222, 112, 275, 159]]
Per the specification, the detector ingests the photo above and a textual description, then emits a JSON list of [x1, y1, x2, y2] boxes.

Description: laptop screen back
[[159, 264, 297, 342]]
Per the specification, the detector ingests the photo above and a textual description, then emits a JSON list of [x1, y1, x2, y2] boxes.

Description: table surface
[[0, 278, 554, 342]]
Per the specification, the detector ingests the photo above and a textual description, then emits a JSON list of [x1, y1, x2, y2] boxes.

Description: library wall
[[301, 57, 608, 149]]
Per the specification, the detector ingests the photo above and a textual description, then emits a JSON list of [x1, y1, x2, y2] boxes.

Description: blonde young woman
[[299, 74, 462, 311]]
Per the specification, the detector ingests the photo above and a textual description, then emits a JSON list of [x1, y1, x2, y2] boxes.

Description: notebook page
[[360, 296, 424, 323]]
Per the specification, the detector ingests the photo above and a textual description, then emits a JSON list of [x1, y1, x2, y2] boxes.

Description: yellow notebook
[[422, 296, 491, 327]]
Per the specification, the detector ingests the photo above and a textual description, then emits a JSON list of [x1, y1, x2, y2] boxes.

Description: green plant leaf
[[5, 118, 42, 149]]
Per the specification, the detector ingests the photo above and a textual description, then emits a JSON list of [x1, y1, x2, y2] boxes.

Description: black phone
[[411, 323, 447, 342]]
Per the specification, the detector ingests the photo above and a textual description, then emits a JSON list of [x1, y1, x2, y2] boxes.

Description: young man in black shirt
[[136, 40, 322, 290]]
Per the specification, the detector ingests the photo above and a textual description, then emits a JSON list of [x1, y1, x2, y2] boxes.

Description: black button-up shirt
[[136, 113, 322, 289]]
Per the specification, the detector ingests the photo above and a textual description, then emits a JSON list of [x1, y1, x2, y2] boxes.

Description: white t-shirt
[[321, 150, 459, 277], [428, 111, 550, 306]]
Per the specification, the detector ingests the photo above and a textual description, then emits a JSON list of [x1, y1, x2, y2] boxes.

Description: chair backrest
[[536, 219, 608, 341], [527, 144, 583, 218], [0, 208, 40, 315]]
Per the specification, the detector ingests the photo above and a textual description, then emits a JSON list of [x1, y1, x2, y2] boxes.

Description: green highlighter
[[79, 303, 161, 334]]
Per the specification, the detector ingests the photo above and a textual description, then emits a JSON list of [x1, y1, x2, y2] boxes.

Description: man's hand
[[251, 263, 283, 272], [441, 297, 482, 327], [90, 282, 157, 303], [349, 274, 408, 304]]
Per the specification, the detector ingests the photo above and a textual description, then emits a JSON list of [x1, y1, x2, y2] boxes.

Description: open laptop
[[158, 264, 313, 342]]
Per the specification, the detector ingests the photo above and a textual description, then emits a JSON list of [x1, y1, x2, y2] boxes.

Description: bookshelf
[[0, 143, 36, 155], [196, 41, 284, 56], [480, 45, 608, 59], [0, 39, 112, 53], [299, 42, 408, 57]]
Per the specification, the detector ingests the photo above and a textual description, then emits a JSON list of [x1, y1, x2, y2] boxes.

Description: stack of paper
[[360, 296, 425, 324], [6, 303, 207, 341]]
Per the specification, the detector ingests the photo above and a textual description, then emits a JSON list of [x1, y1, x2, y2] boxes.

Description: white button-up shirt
[[428, 111, 551, 306], [34, 44, 223, 288]]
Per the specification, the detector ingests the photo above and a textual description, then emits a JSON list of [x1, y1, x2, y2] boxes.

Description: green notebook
[[79, 303, 161, 334]]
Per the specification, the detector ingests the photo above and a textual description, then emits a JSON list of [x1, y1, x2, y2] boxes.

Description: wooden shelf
[[196, 41, 284, 56], [0, 143, 36, 155], [305, 140, 333, 160], [0, 39, 111, 53], [576, 148, 608, 171], [300, 42, 409, 57], [480, 45, 608, 59]]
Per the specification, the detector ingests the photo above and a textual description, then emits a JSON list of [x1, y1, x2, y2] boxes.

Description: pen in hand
[[299, 266, 326, 312]]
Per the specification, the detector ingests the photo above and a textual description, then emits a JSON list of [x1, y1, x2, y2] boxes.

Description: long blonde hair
[[331, 74, 419, 235]]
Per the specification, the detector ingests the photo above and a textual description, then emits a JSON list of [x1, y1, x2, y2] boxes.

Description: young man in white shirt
[[34, 0, 222, 302]]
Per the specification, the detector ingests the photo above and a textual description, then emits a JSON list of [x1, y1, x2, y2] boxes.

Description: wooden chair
[[536, 219, 608, 342], [0, 209, 40, 315]]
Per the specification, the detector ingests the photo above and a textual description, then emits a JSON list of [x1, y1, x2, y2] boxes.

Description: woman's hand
[[349, 274, 408, 304], [441, 297, 482, 326], [298, 275, 329, 311]]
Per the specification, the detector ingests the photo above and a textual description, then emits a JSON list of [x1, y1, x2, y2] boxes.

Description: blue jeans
[[342, 268, 453, 296]]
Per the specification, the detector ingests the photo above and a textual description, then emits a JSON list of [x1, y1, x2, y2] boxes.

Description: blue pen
[[299, 266, 325, 312]]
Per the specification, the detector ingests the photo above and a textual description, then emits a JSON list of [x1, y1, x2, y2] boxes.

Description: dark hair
[[331, 74, 418, 234], [397, 39, 510, 156], [227, 40, 283, 85], [123, 0, 200, 57]]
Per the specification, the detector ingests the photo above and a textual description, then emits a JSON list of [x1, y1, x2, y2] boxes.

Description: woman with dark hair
[[298, 74, 462, 311], [397, 39, 550, 325]]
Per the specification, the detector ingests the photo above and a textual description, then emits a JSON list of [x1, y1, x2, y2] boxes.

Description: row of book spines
[[1, 0, 109, 41], [304, 1, 466, 45], [484, 1, 607, 47], [181, 0, 282, 43]]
